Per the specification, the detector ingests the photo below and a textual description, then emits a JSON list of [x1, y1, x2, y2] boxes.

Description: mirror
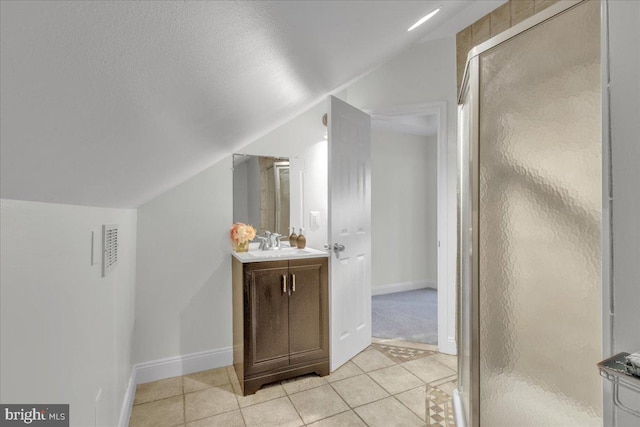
[[233, 154, 290, 237]]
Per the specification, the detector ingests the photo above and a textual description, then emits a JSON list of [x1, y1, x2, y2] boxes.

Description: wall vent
[[102, 224, 118, 277]]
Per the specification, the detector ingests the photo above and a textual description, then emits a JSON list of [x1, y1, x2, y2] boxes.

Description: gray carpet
[[372, 288, 438, 345]]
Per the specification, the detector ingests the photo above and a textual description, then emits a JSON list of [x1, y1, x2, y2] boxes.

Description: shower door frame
[[454, 1, 611, 426], [455, 54, 480, 427]]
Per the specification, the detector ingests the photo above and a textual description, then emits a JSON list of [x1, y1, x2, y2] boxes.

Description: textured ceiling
[[0, 1, 503, 208]]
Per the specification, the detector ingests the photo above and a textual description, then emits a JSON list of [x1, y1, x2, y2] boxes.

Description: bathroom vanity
[[231, 247, 329, 395]]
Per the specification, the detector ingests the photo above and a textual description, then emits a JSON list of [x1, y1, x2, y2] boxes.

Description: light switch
[[310, 211, 320, 231]]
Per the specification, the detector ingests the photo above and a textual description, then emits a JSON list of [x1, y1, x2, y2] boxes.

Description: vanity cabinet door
[[288, 258, 329, 366], [244, 261, 290, 376]]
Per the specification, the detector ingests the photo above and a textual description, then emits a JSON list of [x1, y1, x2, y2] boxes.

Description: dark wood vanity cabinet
[[232, 256, 329, 395]]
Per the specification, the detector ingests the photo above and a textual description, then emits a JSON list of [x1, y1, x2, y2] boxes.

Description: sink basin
[[246, 247, 315, 259], [232, 246, 328, 263]]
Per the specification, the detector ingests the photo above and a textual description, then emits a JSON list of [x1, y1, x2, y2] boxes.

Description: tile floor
[[129, 340, 457, 427]]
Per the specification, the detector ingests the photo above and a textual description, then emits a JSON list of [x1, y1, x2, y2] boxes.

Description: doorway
[[370, 114, 438, 345], [367, 102, 454, 354]]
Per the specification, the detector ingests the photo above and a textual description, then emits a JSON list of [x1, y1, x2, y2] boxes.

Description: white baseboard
[[118, 367, 137, 427], [371, 279, 435, 296], [135, 346, 233, 384], [118, 346, 233, 426]]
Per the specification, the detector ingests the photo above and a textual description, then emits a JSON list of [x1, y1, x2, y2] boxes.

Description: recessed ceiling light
[[408, 7, 441, 32]]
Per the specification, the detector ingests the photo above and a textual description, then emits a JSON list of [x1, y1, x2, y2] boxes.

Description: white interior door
[[328, 95, 372, 371]]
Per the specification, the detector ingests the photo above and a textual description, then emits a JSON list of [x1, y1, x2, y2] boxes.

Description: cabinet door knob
[[291, 274, 296, 293], [282, 274, 287, 294]]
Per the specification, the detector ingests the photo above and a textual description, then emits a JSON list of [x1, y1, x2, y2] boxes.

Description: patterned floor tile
[[372, 343, 437, 364], [426, 385, 455, 427]]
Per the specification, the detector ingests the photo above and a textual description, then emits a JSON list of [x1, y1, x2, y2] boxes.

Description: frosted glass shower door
[[476, 1, 602, 425]]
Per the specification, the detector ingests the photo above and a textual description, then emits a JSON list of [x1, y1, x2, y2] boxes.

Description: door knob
[[333, 243, 345, 255]]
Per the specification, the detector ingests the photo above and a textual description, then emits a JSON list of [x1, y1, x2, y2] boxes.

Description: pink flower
[[230, 223, 256, 244]]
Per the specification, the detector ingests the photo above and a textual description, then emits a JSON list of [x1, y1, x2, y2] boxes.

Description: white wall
[[607, 1, 640, 425], [134, 101, 328, 366], [134, 162, 232, 364], [0, 199, 137, 427], [371, 131, 437, 292]]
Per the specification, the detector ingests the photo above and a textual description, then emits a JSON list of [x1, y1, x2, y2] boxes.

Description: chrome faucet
[[269, 232, 282, 249], [257, 235, 267, 250], [259, 231, 282, 250]]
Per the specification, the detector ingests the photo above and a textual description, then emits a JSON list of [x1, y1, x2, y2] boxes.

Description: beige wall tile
[[535, 0, 559, 13], [456, 26, 472, 54], [491, 2, 511, 33], [456, 26, 473, 91], [471, 14, 491, 46], [491, 21, 511, 37], [491, 2, 512, 37], [511, 0, 535, 16], [511, 0, 535, 25]]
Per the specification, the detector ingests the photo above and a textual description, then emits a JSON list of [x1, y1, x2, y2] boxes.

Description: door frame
[[366, 101, 456, 355]]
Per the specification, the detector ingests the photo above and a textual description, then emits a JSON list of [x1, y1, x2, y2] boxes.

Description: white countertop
[[231, 243, 329, 263]]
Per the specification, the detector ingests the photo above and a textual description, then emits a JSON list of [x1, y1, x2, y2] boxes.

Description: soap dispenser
[[296, 227, 306, 249], [289, 227, 298, 248]]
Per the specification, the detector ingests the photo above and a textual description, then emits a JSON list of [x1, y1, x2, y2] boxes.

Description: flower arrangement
[[230, 223, 256, 252]]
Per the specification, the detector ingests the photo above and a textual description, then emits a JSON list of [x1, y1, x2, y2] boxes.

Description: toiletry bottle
[[296, 227, 306, 249], [289, 227, 298, 247]]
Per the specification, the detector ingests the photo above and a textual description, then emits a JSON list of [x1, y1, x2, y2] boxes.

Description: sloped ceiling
[[0, 1, 503, 208]]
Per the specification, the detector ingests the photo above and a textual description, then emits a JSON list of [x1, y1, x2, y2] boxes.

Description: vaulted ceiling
[[0, 1, 503, 208]]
